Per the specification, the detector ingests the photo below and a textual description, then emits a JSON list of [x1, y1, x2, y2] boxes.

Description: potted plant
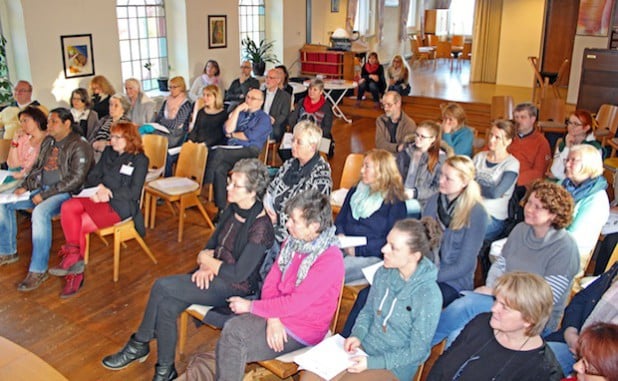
[[144, 61, 169, 91], [0, 35, 13, 107], [241, 36, 279, 76]]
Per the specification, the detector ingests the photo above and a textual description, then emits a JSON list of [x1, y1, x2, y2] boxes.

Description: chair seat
[[148, 176, 200, 195], [604, 157, 618, 171], [145, 168, 164, 183]]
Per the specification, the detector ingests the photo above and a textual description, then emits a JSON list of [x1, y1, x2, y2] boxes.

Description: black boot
[[153, 363, 177, 381], [101, 333, 150, 370]]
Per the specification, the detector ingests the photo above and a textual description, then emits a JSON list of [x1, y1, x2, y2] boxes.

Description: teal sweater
[[350, 257, 442, 380], [442, 126, 474, 157]]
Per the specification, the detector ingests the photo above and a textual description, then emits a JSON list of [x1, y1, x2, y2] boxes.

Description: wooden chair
[[450, 35, 464, 49], [410, 37, 435, 68], [331, 153, 364, 216], [144, 141, 214, 242], [460, 41, 472, 60], [528, 56, 549, 105], [491, 95, 514, 121], [413, 340, 447, 381], [594, 104, 618, 148], [551, 58, 570, 99], [435, 41, 452, 63], [606, 244, 618, 272], [425, 34, 439, 47], [142, 134, 168, 182], [537, 97, 566, 134], [0, 139, 11, 165]]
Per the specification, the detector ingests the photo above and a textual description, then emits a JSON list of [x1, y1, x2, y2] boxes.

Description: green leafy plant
[[241, 37, 279, 65], [0, 34, 13, 106]]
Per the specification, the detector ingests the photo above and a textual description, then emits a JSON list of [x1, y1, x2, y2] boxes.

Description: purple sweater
[[251, 245, 344, 345]]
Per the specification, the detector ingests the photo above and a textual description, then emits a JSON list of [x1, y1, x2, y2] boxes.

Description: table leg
[[325, 89, 353, 124]]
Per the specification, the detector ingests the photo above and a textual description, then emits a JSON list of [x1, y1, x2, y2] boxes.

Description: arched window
[[116, 0, 168, 91], [238, 0, 265, 58]]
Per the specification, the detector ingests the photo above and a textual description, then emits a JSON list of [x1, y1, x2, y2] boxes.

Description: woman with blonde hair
[[386, 54, 410, 96], [187, 84, 227, 147], [423, 155, 488, 306], [441, 102, 474, 157], [335, 149, 407, 282], [89, 75, 116, 119]]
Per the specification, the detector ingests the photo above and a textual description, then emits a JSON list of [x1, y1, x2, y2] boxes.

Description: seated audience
[[49, 122, 148, 298], [0, 108, 93, 292], [204, 89, 271, 217], [281, 79, 333, 161], [92, 93, 131, 157], [427, 272, 563, 381], [509, 102, 551, 191], [124, 78, 156, 126], [423, 155, 487, 306], [6, 106, 48, 180], [189, 59, 224, 102], [263, 68, 291, 142], [356, 52, 386, 109], [546, 262, 618, 376], [0, 81, 48, 139], [102, 159, 274, 381], [386, 54, 410, 96], [303, 218, 442, 381], [224, 60, 259, 112], [549, 110, 602, 181], [89, 75, 116, 119], [561, 144, 609, 276], [275, 65, 294, 96], [473, 119, 519, 241], [214, 189, 344, 380], [432, 181, 579, 346], [375, 91, 416, 154], [152, 76, 193, 176], [187, 84, 227, 147], [70, 88, 99, 139], [397, 120, 446, 216], [335, 149, 407, 283], [571, 323, 618, 381], [440, 102, 474, 157]]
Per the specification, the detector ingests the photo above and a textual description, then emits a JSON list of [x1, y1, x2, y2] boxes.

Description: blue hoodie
[[350, 257, 442, 380]]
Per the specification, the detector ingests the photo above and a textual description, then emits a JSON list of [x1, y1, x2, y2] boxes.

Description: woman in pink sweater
[[217, 189, 345, 380]]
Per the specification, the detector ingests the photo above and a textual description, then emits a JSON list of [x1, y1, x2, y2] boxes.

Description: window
[[407, 1, 418, 28], [449, 0, 475, 36], [239, 0, 265, 56], [116, 0, 168, 92], [355, 0, 376, 36]]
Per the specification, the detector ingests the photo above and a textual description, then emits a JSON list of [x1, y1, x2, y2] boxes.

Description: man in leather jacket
[[0, 107, 93, 292]]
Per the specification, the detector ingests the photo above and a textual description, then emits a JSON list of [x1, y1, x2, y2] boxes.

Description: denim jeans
[[546, 341, 576, 376], [431, 291, 494, 347], [344, 255, 382, 284], [0, 192, 70, 272], [484, 215, 506, 241]]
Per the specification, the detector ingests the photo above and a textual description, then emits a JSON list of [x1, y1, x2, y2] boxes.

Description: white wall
[[495, 0, 545, 88]]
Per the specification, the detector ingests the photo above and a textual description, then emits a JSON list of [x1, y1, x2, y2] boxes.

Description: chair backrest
[[596, 104, 618, 131], [426, 34, 439, 47], [416, 339, 447, 381], [451, 35, 464, 48], [461, 42, 472, 60], [435, 41, 451, 59], [410, 38, 422, 56], [528, 56, 546, 88], [606, 244, 618, 272], [491, 95, 514, 121], [142, 134, 168, 171], [175, 141, 208, 187], [554, 58, 570, 87], [339, 153, 364, 189], [539, 97, 566, 122], [0, 139, 11, 165]]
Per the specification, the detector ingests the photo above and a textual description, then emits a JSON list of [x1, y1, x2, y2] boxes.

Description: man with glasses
[[0, 107, 93, 292], [205, 89, 272, 219], [224, 61, 260, 113], [1, 80, 48, 139], [262, 68, 291, 141], [375, 91, 416, 154]]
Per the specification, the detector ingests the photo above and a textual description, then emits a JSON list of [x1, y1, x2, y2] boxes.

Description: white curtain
[[346, 0, 359, 34], [377, 0, 385, 44], [399, 0, 410, 40]]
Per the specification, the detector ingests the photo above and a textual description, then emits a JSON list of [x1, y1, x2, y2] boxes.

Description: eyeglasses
[[382, 102, 395, 108], [246, 95, 261, 101], [415, 132, 434, 140], [566, 120, 583, 127], [169, 85, 181, 89], [227, 177, 248, 189], [110, 134, 125, 140]]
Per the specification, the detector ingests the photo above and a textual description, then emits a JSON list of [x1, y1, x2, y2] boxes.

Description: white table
[[305, 79, 358, 123]]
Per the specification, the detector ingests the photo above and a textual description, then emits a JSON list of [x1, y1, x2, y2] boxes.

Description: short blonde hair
[[569, 144, 604, 179], [202, 84, 224, 110], [441, 102, 467, 128], [493, 272, 553, 336], [169, 76, 187, 92], [365, 149, 406, 203], [293, 120, 322, 149]]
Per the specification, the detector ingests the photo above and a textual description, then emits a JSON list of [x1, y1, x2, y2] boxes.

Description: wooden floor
[[0, 67, 538, 380]]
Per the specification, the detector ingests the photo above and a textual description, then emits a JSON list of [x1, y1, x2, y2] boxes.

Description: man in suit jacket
[[262, 68, 291, 141]]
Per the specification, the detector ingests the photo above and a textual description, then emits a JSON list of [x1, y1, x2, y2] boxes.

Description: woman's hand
[[228, 296, 252, 314], [265, 205, 277, 224], [344, 337, 361, 353], [92, 140, 108, 152], [343, 246, 355, 257], [347, 356, 368, 373], [191, 267, 215, 290], [369, 74, 379, 82], [92, 184, 113, 203], [13, 187, 27, 195], [266, 318, 288, 352], [564, 327, 580, 354], [196, 249, 215, 264]]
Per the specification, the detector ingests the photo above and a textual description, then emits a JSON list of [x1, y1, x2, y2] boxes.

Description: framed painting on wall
[[208, 15, 227, 49], [331, 0, 340, 13], [60, 34, 95, 79], [576, 0, 615, 36]]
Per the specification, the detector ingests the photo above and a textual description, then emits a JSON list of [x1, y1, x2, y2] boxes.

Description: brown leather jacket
[[24, 132, 94, 200]]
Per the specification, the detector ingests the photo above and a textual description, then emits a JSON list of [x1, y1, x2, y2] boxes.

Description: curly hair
[[364, 149, 406, 203], [526, 180, 574, 229]]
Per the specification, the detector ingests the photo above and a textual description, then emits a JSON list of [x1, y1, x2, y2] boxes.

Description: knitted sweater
[[351, 257, 442, 381], [442, 126, 474, 157], [251, 245, 344, 345], [375, 112, 417, 154], [508, 130, 551, 187]]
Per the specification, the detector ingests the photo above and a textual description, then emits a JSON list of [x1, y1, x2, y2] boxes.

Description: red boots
[[50, 244, 85, 298], [60, 273, 84, 298]]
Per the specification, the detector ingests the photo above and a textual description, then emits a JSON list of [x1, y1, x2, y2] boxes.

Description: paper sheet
[[294, 334, 367, 380], [167, 146, 182, 156], [74, 187, 99, 198], [361, 261, 384, 285], [0, 190, 30, 204], [149, 122, 170, 134], [337, 235, 367, 249], [601, 210, 618, 235], [0, 169, 11, 184], [330, 188, 348, 207]]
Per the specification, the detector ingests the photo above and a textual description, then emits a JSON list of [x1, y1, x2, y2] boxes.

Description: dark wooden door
[[541, 0, 578, 82]]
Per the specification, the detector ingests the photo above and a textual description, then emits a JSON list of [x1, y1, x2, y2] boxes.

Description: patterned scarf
[[562, 176, 607, 203], [277, 226, 338, 286]]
